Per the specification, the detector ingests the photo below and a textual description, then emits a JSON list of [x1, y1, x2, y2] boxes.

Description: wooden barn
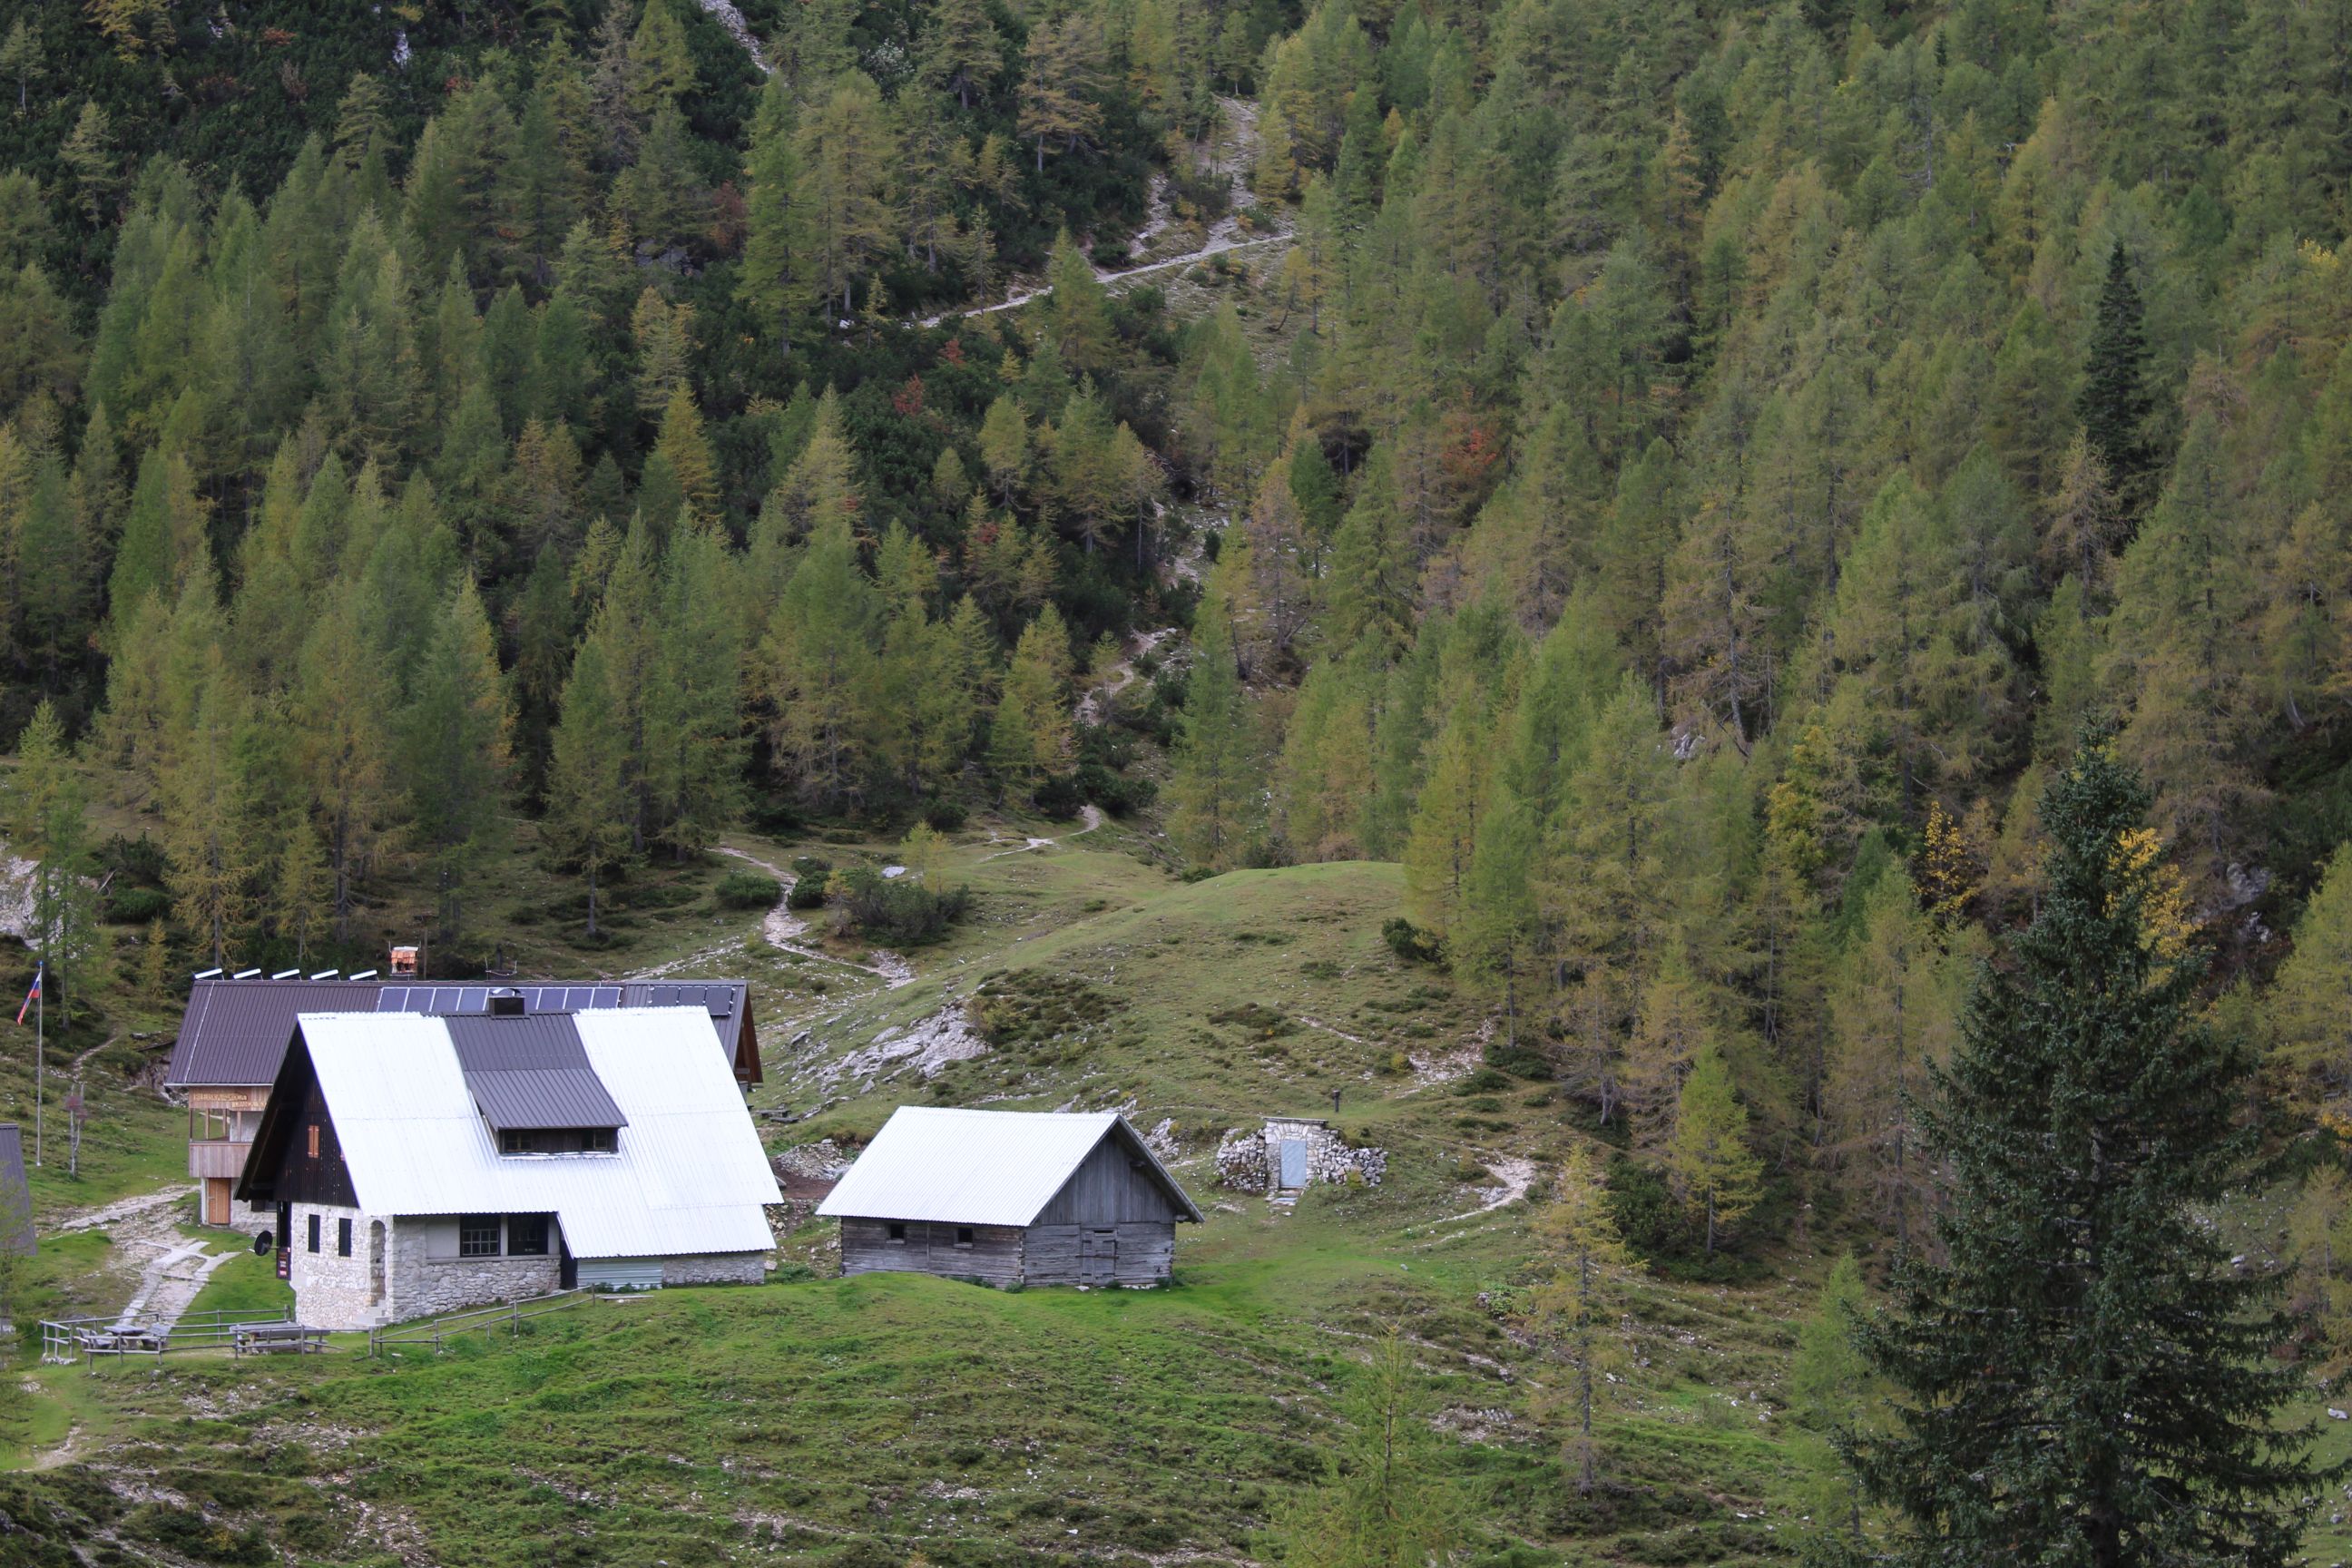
[[818, 1108, 1201, 1288]]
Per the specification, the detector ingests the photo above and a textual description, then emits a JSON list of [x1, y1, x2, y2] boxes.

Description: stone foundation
[[1215, 1118, 1386, 1192], [662, 1252, 767, 1286]]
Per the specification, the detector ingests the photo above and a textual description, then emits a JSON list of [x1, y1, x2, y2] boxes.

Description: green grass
[[183, 1251, 293, 1325], [0, 811, 2307, 1564]]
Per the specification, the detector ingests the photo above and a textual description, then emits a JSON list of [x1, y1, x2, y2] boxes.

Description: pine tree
[[1666, 1043, 1761, 1257], [1528, 1143, 1634, 1494], [1848, 737, 2328, 1566]]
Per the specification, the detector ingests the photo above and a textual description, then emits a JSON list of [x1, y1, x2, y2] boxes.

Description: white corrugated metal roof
[[299, 1008, 779, 1259], [817, 1106, 1200, 1226]]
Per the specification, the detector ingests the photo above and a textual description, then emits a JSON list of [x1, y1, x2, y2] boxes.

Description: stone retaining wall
[[1214, 1119, 1386, 1193]]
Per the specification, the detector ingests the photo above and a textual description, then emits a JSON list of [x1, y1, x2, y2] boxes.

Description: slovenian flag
[[15, 962, 40, 1025]]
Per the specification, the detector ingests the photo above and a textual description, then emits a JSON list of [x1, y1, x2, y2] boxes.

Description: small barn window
[[307, 1124, 320, 1159], [337, 1218, 352, 1257], [955, 1227, 975, 1248], [507, 1215, 550, 1257], [886, 1222, 907, 1244], [459, 1216, 502, 1258], [306, 1213, 320, 1253]]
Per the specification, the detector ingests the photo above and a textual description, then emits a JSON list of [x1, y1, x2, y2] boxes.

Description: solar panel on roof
[[374, 986, 408, 1011]]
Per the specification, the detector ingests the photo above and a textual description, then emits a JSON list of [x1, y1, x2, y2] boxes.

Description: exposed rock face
[[1215, 1118, 1385, 1192]]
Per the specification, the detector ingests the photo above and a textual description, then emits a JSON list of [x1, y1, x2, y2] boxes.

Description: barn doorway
[[367, 1222, 386, 1305], [1278, 1140, 1308, 1191], [1080, 1230, 1117, 1285]]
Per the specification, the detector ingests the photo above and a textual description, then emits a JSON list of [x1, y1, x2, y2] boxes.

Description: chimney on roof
[[486, 987, 526, 1017], [389, 946, 420, 979]]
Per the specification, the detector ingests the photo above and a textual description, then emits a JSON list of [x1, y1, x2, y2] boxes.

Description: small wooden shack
[[818, 1107, 1201, 1288]]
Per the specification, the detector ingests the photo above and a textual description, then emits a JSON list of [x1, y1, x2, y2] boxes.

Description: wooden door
[[1080, 1230, 1116, 1286]]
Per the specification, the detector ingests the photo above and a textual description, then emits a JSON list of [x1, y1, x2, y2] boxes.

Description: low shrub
[[787, 857, 832, 909], [714, 870, 780, 910], [105, 885, 171, 924], [1382, 916, 1445, 965], [828, 866, 970, 946]]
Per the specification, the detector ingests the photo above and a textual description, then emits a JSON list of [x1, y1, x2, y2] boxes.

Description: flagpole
[[33, 961, 43, 1168]]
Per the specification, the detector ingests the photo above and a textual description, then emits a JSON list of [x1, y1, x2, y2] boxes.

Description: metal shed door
[[1279, 1140, 1308, 1189], [1080, 1230, 1117, 1285]]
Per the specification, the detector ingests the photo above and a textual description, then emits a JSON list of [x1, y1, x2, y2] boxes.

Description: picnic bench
[[77, 1326, 166, 1357], [232, 1322, 328, 1357]]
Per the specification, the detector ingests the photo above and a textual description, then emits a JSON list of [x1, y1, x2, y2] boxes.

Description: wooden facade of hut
[[818, 1108, 1201, 1288]]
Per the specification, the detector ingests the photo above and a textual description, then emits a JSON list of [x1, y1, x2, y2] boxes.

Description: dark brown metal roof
[[446, 1014, 627, 1132], [164, 978, 758, 1088]]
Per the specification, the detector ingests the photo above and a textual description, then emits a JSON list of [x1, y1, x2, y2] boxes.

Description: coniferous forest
[[14, 0, 2352, 1558]]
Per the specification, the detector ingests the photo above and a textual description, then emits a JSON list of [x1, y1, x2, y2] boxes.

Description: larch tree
[[738, 73, 813, 349], [920, 0, 1004, 110], [1666, 1042, 1762, 1257], [794, 74, 898, 322], [294, 578, 401, 943], [1017, 17, 1106, 171], [1169, 575, 1263, 870], [2268, 838, 2352, 1122], [1528, 1143, 1635, 1494], [544, 635, 634, 937], [9, 701, 100, 1024], [401, 578, 513, 943], [1271, 1328, 1468, 1568]]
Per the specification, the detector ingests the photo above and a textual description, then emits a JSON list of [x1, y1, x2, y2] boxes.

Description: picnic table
[[78, 1326, 166, 1357], [232, 1322, 328, 1357]]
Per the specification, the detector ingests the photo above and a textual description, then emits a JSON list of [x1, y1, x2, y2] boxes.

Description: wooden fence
[[365, 1289, 592, 1357]]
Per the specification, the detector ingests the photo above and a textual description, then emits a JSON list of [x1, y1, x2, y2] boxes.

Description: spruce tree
[[2078, 241, 2158, 518], [1848, 737, 2328, 1567]]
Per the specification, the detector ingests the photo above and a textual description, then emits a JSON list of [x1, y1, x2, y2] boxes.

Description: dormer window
[[498, 1127, 617, 1155]]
